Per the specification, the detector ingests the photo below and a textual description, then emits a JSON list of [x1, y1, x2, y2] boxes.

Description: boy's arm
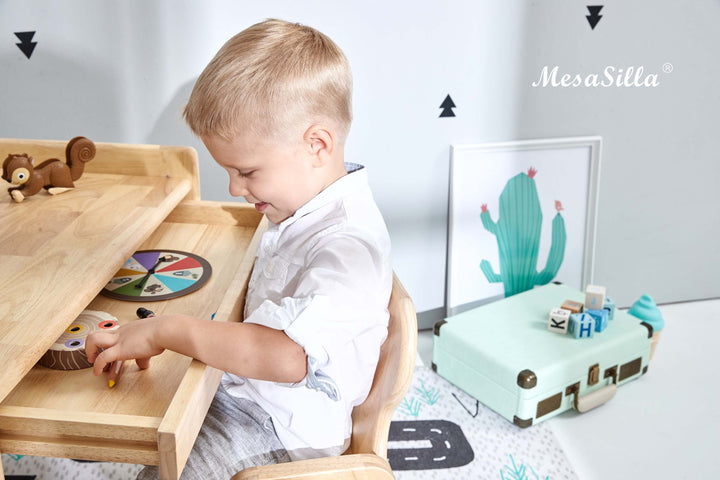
[[85, 314, 308, 383]]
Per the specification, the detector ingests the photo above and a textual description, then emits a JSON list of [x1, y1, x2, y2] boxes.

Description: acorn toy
[[2, 136, 96, 203]]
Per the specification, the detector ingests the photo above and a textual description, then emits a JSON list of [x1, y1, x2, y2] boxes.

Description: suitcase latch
[[588, 364, 600, 386], [605, 365, 618, 383]]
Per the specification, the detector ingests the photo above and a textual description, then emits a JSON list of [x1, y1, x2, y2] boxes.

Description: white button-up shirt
[[222, 163, 392, 460]]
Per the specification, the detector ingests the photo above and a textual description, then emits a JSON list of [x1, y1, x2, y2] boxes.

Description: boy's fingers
[[136, 357, 151, 370], [85, 330, 118, 363], [92, 348, 116, 376]]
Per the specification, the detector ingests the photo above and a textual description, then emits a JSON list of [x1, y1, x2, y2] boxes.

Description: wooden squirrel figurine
[[2, 136, 96, 203]]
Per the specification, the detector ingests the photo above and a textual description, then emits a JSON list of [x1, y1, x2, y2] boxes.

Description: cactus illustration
[[500, 454, 549, 480], [398, 396, 422, 417], [480, 167, 566, 297], [415, 379, 441, 405]]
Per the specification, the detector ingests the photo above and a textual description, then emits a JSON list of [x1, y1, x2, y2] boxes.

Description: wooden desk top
[[0, 172, 191, 402]]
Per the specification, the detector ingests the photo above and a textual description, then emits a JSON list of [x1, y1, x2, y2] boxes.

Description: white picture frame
[[446, 136, 602, 316]]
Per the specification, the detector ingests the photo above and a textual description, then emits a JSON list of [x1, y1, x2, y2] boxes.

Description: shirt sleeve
[[243, 232, 391, 401]]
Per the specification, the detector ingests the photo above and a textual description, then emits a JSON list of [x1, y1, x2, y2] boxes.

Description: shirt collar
[[275, 163, 367, 231]]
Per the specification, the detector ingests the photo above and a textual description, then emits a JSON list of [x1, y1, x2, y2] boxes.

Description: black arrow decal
[[15, 31, 37, 59], [439, 94, 456, 118], [586, 6, 603, 30]]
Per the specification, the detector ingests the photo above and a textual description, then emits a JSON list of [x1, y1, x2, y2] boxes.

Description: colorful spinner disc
[[101, 249, 212, 302]]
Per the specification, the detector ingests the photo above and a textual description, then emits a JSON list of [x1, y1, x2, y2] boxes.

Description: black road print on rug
[[388, 419, 474, 470]]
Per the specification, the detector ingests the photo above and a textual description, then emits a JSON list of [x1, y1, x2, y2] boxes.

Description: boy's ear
[[303, 125, 334, 167]]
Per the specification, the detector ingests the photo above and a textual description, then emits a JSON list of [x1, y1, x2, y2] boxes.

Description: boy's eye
[[239, 170, 254, 178]]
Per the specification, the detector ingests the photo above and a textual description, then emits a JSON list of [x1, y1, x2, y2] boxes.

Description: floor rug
[[388, 363, 577, 480]]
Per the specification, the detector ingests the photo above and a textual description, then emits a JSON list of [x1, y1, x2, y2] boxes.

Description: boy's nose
[[229, 179, 249, 197]]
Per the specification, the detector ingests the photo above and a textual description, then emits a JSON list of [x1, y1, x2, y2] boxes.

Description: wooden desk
[[0, 139, 266, 480]]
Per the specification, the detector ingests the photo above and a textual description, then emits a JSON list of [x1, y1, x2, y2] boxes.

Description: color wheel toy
[[101, 249, 212, 301]]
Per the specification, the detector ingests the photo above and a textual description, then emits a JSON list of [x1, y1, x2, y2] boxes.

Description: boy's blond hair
[[184, 19, 352, 144]]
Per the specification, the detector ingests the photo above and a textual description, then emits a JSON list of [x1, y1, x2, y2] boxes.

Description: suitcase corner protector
[[517, 369, 538, 389], [433, 319, 447, 336], [513, 416, 533, 428]]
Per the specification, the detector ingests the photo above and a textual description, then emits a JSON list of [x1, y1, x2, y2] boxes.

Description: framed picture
[[446, 136, 602, 316]]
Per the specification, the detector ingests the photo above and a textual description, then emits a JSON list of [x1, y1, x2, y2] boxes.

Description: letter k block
[[548, 308, 571, 334]]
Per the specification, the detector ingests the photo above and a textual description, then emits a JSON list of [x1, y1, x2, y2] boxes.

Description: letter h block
[[586, 308, 609, 333], [569, 313, 595, 339], [548, 308, 571, 334]]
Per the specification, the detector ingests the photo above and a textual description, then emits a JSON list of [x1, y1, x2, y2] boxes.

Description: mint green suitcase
[[432, 283, 652, 427]]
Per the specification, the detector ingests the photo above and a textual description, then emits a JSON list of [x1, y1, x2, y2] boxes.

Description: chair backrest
[[347, 273, 418, 458]]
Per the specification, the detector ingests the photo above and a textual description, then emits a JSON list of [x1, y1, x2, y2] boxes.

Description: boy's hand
[[85, 317, 165, 376]]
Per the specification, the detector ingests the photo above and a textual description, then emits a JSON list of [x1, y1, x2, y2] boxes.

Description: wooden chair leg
[[232, 454, 394, 480]]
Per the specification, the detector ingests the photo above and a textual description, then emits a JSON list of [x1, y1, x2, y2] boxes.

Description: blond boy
[[86, 19, 392, 479]]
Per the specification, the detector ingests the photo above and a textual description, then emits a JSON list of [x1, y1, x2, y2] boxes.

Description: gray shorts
[[137, 385, 290, 480]]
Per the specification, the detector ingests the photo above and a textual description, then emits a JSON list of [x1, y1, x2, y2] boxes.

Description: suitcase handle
[[569, 367, 618, 413]]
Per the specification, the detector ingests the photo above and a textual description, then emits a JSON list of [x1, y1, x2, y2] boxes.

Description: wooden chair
[[233, 273, 418, 480]]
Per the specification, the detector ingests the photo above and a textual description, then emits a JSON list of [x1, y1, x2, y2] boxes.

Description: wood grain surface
[[0, 200, 265, 478], [0, 139, 268, 479], [0, 172, 191, 403]]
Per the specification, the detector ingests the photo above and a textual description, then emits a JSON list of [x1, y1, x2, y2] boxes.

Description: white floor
[[549, 297, 719, 480]]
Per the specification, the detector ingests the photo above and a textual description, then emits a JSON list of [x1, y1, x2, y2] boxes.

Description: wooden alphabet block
[[585, 285, 606, 310], [603, 296, 616, 320], [586, 308, 609, 333], [561, 299, 584, 314], [569, 313, 595, 339], [548, 308, 571, 334]]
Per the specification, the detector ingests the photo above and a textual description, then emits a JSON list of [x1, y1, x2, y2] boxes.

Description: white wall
[[2, 1, 718, 325]]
